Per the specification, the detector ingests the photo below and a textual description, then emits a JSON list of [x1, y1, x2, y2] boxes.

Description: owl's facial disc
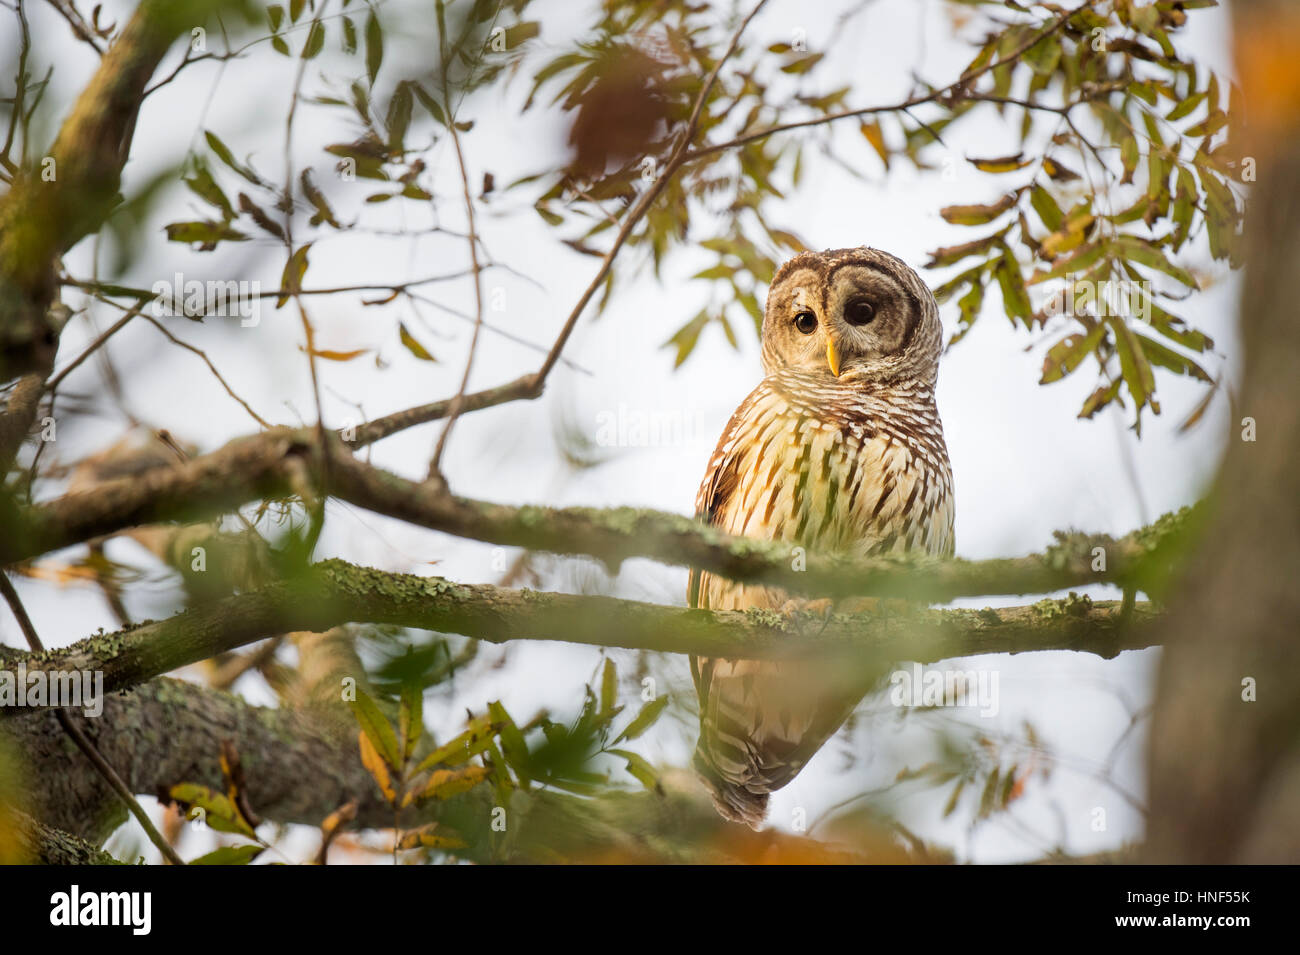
[[761, 248, 940, 386], [819, 264, 920, 378]]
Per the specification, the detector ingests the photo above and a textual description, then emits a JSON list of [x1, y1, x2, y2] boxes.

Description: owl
[[689, 246, 955, 828]]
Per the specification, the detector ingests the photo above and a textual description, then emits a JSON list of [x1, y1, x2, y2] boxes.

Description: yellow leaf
[[359, 731, 397, 804], [305, 347, 369, 362], [398, 322, 437, 362], [859, 121, 889, 169], [939, 194, 1017, 226], [967, 153, 1031, 173], [396, 823, 468, 851], [410, 765, 490, 805]]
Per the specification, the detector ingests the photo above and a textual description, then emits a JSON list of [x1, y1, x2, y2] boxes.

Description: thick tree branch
[[1, 426, 1199, 604], [3, 559, 1158, 718], [0, 0, 231, 378], [13, 812, 124, 865], [0, 673, 923, 862]]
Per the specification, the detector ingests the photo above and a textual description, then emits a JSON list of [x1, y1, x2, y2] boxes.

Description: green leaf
[[691, 263, 736, 281], [386, 81, 413, 153], [1166, 90, 1207, 122], [188, 844, 264, 866], [413, 83, 447, 127], [183, 162, 235, 220], [301, 20, 325, 59], [1120, 133, 1139, 184], [1171, 166, 1196, 250], [168, 783, 257, 838], [608, 749, 660, 792], [488, 701, 531, 787], [1041, 322, 1106, 384], [612, 695, 668, 744], [399, 683, 423, 763], [365, 9, 383, 85], [534, 202, 563, 227], [1110, 316, 1156, 414], [1148, 302, 1213, 352], [398, 322, 437, 361], [415, 715, 500, 773], [1146, 151, 1168, 200], [204, 130, 263, 186], [300, 170, 341, 228], [396, 823, 468, 851], [276, 242, 312, 307], [504, 21, 541, 47], [1134, 333, 1212, 381], [925, 229, 1007, 269], [1185, 110, 1228, 139], [994, 248, 1032, 326], [164, 220, 249, 251], [1112, 236, 1196, 288], [412, 765, 491, 803], [736, 290, 763, 335], [599, 658, 617, 717], [1079, 379, 1123, 419], [662, 310, 709, 369], [951, 278, 985, 344], [1029, 185, 1064, 232], [1029, 241, 1106, 285], [780, 52, 824, 74], [349, 689, 401, 770], [939, 193, 1017, 226]]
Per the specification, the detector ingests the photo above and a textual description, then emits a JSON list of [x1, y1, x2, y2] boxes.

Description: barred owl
[[689, 246, 955, 828]]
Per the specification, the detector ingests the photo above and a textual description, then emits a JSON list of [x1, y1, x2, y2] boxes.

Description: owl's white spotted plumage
[[689, 246, 954, 827]]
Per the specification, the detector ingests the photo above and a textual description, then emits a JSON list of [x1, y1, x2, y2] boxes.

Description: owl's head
[[760, 247, 942, 387]]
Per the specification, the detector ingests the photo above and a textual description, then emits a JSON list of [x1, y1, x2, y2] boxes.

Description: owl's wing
[[686, 389, 754, 613], [688, 384, 770, 725]]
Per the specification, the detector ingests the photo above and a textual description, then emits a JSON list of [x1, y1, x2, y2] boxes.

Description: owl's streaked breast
[[694, 373, 954, 612]]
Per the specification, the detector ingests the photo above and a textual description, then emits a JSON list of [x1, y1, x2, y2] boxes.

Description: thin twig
[[426, 73, 488, 479], [43, 0, 103, 55], [138, 314, 272, 428], [528, 0, 772, 389], [680, 3, 1086, 164], [44, 300, 144, 392]]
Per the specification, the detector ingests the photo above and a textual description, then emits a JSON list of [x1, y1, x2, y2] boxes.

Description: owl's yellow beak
[[826, 338, 842, 377]]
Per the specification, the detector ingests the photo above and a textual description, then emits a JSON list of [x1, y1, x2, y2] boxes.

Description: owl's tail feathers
[[692, 747, 769, 830]]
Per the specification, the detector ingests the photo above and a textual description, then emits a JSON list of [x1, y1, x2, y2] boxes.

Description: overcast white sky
[[3, 0, 1240, 863]]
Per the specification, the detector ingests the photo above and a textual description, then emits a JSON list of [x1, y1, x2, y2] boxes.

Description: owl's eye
[[845, 298, 876, 326], [794, 311, 818, 335]]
